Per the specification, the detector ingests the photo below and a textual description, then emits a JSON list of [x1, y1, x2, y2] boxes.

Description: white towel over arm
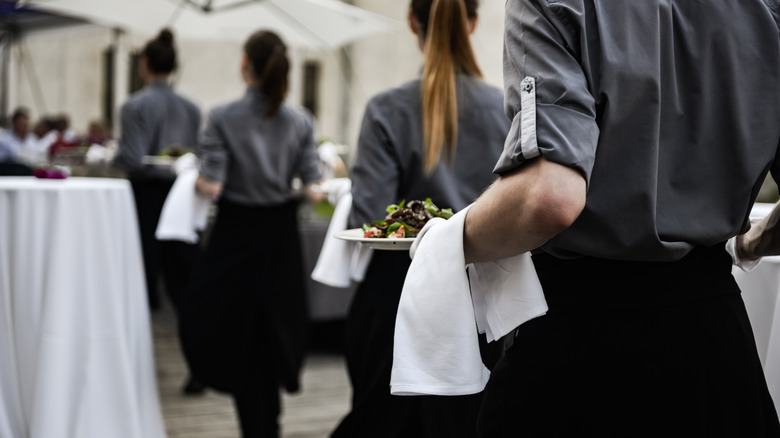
[[155, 153, 211, 244], [310, 179, 373, 288], [390, 205, 548, 396]]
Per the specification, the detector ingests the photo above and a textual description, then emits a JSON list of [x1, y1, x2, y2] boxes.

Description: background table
[[0, 177, 165, 438]]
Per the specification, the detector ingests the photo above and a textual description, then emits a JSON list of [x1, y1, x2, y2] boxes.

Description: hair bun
[[157, 28, 174, 45]]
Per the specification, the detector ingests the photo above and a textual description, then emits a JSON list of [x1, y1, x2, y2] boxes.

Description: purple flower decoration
[[33, 168, 68, 179]]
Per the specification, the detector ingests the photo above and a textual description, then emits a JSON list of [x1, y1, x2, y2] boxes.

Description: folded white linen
[[155, 153, 211, 244], [390, 205, 548, 396], [84, 144, 108, 164], [311, 179, 372, 287]]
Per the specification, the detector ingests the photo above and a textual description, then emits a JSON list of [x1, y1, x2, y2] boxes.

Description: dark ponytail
[[244, 30, 290, 117], [143, 28, 177, 74]]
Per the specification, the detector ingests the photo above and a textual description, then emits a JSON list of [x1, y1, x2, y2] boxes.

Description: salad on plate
[[362, 198, 453, 239]]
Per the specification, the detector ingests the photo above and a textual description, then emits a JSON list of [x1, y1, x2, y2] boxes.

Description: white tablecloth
[[735, 257, 780, 416], [734, 202, 780, 417], [0, 177, 165, 438]]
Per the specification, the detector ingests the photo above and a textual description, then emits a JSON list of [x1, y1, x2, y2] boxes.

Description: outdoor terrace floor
[[151, 304, 351, 438]]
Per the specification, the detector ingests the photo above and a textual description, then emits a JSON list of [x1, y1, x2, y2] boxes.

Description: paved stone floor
[[151, 305, 351, 438]]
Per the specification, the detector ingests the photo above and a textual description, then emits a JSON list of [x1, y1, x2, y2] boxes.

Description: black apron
[[478, 243, 780, 437], [179, 198, 308, 394]]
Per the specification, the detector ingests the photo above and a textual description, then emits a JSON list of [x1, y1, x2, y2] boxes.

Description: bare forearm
[[739, 202, 780, 261], [464, 156, 587, 264], [196, 175, 223, 200]]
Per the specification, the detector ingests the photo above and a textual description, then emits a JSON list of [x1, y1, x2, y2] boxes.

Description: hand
[[728, 216, 778, 272], [726, 233, 761, 272], [305, 182, 325, 204], [196, 176, 223, 200], [409, 217, 446, 260]]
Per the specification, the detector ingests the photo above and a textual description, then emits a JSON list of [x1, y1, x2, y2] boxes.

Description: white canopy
[[24, 0, 401, 49]]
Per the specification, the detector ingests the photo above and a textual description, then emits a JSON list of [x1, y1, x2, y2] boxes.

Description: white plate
[[333, 228, 414, 251]]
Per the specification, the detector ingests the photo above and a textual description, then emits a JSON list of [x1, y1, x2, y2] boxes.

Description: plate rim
[[333, 228, 414, 250]]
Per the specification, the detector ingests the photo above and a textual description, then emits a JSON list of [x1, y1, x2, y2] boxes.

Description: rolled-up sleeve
[[494, 0, 599, 182], [197, 109, 229, 183]]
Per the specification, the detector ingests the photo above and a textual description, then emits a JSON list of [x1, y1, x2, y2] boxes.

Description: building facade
[[3, 0, 507, 162]]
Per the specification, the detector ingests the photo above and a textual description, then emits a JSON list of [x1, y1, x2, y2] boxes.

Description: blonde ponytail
[[419, 0, 482, 174]]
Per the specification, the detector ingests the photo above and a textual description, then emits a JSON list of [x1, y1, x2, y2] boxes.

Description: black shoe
[[182, 375, 206, 396]]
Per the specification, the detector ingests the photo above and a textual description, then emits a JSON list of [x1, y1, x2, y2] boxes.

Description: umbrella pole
[[0, 33, 9, 127], [338, 45, 352, 146]]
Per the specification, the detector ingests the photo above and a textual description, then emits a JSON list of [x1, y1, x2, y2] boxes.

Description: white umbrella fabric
[[24, 0, 401, 49]]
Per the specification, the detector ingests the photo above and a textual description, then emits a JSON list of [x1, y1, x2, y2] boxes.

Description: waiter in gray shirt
[[178, 30, 322, 437], [333, 1, 509, 436], [461, 1, 780, 436], [112, 29, 201, 314]]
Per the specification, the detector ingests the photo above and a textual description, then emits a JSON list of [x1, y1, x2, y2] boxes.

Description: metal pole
[[103, 27, 120, 131], [338, 0, 356, 149], [0, 33, 9, 128], [339, 0, 356, 165], [338, 44, 353, 147]]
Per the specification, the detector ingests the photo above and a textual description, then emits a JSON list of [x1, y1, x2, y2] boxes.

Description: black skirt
[[334, 251, 503, 438], [178, 199, 308, 394], [478, 243, 780, 437]]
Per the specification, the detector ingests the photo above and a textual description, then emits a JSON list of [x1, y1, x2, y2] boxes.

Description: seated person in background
[[0, 107, 43, 167], [86, 119, 111, 146], [47, 114, 81, 159], [55, 114, 78, 143], [34, 116, 61, 159]]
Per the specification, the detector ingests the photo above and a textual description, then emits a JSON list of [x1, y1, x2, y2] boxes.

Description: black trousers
[[478, 244, 780, 437], [232, 327, 283, 438], [332, 251, 502, 438], [179, 200, 308, 437], [130, 177, 198, 312]]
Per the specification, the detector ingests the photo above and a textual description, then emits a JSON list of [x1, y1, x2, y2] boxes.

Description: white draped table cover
[[734, 256, 780, 418], [0, 177, 165, 438], [733, 202, 780, 418]]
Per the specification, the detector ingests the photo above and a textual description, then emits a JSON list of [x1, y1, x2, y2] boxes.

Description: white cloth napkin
[[311, 179, 373, 287], [85, 144, 109, 164], [155, 153, 211, 244], [390, 205, 548, 396]]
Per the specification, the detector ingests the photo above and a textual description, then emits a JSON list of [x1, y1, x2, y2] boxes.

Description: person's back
[[349, 74, 507, 226], [494, 0, 780, 261], [198, 95, 319, 207], [113, 82, 200, 177]]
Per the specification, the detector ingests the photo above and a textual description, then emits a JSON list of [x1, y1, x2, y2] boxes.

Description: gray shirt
[[113, 81, 201, 179], [497, 0, 780, 261], [349, 75, 509, 227], [197, 88, 322, 206]]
